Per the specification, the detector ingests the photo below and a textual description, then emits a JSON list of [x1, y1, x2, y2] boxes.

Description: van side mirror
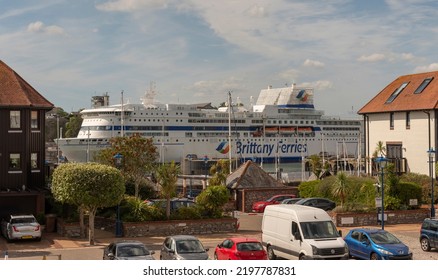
[[338, 230, 342, 237], [294, 232, 302, 241]]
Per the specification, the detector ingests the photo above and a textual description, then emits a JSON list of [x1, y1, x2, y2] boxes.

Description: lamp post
[[375, 156, 388, 230], [187, 155, 193, 198], [427, 148, 436, 218], [113, 153, 123, 237], [203, 155, 209, 182]]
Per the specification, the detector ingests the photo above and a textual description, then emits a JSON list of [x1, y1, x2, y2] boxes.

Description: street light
[[427, 148, 436, 218], [203, 155, 209, 181], [187, 155, 193, 198], [375, 156, 388, 230], [113, 153, 123, 237]]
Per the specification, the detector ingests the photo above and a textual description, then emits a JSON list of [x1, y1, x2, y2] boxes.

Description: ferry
[[56, 84, 362, 166]]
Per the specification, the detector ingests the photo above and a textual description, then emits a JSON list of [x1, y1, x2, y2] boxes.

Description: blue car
[[344, 228, 412, 260]]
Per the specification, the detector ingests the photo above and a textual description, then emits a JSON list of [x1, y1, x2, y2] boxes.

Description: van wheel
[[421, 238, 431, 251], [267, 246, 276, 260], [299, 254, 305, 260]]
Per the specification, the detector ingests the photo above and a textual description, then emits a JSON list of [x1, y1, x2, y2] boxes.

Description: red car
[[214, 237, 267, 260], [251, 194, 296, 213]]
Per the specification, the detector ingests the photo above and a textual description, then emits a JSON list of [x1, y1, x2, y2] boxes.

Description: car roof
[[226, 237, 261, 243], [167, 235, 200, 241], [349, 228, 386, 234], [112, 240, 145, 245], [10, 214, 35, 218]]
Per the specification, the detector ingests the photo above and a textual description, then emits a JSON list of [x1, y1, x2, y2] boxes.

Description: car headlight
[[311, 245, 319, 255], [344, 244, 349, 254], [376, 247, 393, 255]]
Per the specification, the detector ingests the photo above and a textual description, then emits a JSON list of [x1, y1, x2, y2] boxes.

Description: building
[[0, 60, 54, 218], [358, 71, 438, 176]]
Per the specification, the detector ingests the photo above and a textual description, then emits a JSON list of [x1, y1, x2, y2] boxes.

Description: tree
[[332, 172, 348, 209], [64, 113, 83, 138], [51, 163, 125, 245], [155, 161, 180, 219], [96, 134, 158, 198], [375, 141, 386, 157], [308, 154, 322, 178], [208, 159, 230, 186], [196, 185, 230, 218]]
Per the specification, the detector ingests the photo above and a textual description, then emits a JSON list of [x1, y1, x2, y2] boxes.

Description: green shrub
[[298, 180, 321, 197], [171, 206, 203, 220], [196, 185, 230, 218], [390, 182, 422, 209]]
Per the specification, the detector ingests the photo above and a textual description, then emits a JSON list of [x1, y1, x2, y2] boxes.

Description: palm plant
[[332, 171, 348, 209], [155, 161, 180, 219]]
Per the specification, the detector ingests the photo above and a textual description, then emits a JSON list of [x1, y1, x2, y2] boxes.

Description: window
[[31, 153, 38, 169], [406, 112, 410, 129], [10, 110, 21, 129], [390, 112, 394, 129], [31, 111, 38, 129], [386, 82, 409, 103], [414, 77, 433, 94], [9, 153, 21, 170]]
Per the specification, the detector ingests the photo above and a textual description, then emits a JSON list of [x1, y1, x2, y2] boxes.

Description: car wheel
[[214, 253, 218, 260], [420, 238, 431, 251], [370, 253, 379, 260], [267, 246, 276, 260]]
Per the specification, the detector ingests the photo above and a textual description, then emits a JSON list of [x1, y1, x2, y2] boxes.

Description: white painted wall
[[366, 110, 435, 175]]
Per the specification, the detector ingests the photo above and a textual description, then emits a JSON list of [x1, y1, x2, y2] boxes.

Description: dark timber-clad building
[[0, 60, 54, 218]]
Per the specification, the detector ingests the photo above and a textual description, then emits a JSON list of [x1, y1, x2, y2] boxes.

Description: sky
[[1, 0, 438, 117]]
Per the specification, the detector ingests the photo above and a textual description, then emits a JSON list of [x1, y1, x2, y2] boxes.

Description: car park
[[214, 237, 267, 260], [294, 197, 336, 211], [1, 214, 41, 242], [419, 218, 438, 251], [103, 240, 155, 260], [160, 235, 209, 260], [252, 194, 296, 213], [344, 228, 412, 260]]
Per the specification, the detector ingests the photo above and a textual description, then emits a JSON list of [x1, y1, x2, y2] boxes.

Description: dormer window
[[386, 82, 409, 103]]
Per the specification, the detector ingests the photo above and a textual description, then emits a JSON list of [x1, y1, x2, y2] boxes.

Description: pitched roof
[[0, 60, 53, 108], [226, 160, 284, 189], [358, 71, 438, 114]]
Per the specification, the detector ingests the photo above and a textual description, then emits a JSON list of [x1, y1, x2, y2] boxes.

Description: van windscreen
[[300, 221, 339, 239]]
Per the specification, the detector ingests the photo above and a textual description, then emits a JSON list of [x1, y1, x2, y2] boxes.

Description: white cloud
[[27, 21, 65, 35], [414, 63, 438, 73], [401, 53, 414, 61], [357, 53, 386, 62], [247, 4, 268, 17], [95, 0, 169, 12], [303, 59, 325, 68], [300, 80, 333, 91]]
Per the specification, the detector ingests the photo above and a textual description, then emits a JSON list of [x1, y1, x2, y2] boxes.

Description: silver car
[[160, 235, 209, 260], [103, 240, 155, 260], [1, 214, 42, 241]]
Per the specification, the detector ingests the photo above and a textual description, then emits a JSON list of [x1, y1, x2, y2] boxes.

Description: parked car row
[[103, 235, 268, 260], [252, 195, 336, 213]]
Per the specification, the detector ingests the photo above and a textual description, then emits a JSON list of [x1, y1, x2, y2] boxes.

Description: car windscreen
[[176, 240, 205, 254], [117, 244, 150, 257], [369, 231, 401, 244], [300, 221, 340, 239], [11, 217, 36, 224], [236, 242, 264, 251]]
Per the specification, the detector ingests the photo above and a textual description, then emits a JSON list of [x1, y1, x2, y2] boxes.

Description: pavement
[[0, 212, 428, 260]]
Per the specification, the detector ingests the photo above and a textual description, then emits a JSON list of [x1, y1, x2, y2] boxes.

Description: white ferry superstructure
[[57, 84, 363, 164]]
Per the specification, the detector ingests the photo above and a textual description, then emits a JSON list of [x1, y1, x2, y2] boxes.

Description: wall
[[330, 209, 429, 227], [58, 217, 238, 238]]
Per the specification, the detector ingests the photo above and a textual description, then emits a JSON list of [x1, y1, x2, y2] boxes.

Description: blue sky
[[1, 0, 438, 117]]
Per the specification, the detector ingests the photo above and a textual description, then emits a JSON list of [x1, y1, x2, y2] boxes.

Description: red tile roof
[[358, 71, 438, 114], [0, 60, 53, 108]]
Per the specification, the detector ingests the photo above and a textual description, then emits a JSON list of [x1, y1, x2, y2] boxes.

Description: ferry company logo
[[216, 141, 230, 154], [296, 89, 308, 102]]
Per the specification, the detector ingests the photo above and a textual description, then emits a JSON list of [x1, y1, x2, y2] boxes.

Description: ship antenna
[[228, 91, 232, 174], [121, 90, 124, 137]]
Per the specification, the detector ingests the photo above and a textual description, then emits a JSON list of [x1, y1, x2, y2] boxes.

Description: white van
[[262, 204, 348, 260]]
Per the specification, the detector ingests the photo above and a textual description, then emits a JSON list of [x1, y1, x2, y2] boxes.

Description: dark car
[[295, 197, 336, 211], [420, 218, 438, 251], [103, 240, 155, 260], [160, 235, 209, 260], [214, 237, 267, 260], [145, 198, 195, 212], [251, 194, 296, 213], [281, 198, 303, 204], [344, 228, 412, 260]]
